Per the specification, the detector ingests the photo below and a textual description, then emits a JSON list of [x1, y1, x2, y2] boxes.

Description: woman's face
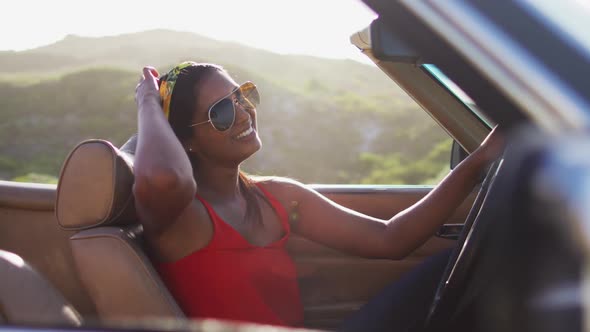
[[187, 70, 261, 166]]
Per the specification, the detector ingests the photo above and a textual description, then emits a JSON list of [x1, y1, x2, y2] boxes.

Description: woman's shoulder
[[249, 176, 307, 226], [252, 175, 302, 186], [250, 175, 308, 201], [252, 175, 308, 190]]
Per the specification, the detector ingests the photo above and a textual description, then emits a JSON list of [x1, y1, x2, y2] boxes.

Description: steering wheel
[[424, 157, 504, 328]]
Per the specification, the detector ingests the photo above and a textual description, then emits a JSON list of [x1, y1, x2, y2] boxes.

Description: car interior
[[3, 1, 589, 331], [0, 249, 82, 326], [0, 4, 504, 332], [0, 133, 467, 331]]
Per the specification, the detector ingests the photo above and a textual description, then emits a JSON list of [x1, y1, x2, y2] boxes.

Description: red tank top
[[156, 184, 304, 327]]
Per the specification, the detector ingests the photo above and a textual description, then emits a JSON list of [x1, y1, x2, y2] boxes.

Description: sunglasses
[[188, 81, 260, 132]]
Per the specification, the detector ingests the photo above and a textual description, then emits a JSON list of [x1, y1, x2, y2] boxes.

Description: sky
[[0, 0, 378, 64]]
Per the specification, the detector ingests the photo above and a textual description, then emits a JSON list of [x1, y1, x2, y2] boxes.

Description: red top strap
[[156, 182, 304, 327]]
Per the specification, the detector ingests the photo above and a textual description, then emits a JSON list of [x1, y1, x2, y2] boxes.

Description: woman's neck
[[193, 162, 243, 202]]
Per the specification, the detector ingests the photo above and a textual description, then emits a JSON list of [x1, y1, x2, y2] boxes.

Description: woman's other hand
[[135, 66, 160, 109]]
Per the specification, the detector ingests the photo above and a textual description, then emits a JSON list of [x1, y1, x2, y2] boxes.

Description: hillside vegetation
[[0, 30, 450, 184]]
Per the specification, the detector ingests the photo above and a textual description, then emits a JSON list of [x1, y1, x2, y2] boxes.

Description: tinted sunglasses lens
[[210, 98, 235, 131], [241, 82, 260, 107]]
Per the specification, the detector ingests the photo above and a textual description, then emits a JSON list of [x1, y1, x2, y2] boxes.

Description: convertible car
[[1, 0, 590, 331]]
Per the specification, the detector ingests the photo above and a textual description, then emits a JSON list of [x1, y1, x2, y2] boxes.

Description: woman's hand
[[472, 125, 505, 167], [135, 66, 160, 109]]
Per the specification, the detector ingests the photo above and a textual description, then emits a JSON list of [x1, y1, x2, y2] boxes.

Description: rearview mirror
[[450, 140, 468, 170], [370, 17, 420, 63]]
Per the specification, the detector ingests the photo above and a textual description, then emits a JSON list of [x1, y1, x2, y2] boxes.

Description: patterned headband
[[159, 61, 196, 119]]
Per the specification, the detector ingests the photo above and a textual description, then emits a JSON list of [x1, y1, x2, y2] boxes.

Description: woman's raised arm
[[133, 66, 196, 236], [272, 127, 504, 259]]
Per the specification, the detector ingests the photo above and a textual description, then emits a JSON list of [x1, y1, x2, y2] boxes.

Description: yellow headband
[[159, 61, 196, 119]]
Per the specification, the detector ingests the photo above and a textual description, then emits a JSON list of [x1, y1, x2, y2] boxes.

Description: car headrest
[[55, 134, 138, 230]]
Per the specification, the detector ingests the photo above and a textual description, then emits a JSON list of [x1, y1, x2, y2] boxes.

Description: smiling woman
[[1, 1, 590, 332], [123, 54, 504, 329], [0, 0, 524, 331]]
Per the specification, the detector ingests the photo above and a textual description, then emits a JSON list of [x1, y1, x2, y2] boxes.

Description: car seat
[[54, 135, 185, 322], [0, 249, 82, 326]]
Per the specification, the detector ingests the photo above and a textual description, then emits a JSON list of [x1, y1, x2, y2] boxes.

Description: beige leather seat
[[55, 135, 185, 323], [0, 249, 82, 326]]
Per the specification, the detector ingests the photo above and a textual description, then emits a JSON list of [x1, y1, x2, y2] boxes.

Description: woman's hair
[[160, 63, 267, 227], [160, 63, 220, 141]]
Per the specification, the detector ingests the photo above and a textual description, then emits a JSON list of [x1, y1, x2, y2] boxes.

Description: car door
[[287, 185, 473, 329]]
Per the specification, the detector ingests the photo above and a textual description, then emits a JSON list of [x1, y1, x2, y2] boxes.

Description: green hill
[[0, 30, 449, 184], [1, 30, 400, 97]]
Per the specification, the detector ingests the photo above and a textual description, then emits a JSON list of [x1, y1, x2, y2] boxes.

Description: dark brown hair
[[160, 63, 266, 226]]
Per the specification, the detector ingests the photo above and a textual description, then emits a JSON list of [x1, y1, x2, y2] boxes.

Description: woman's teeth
[[236, 127, 253, 139]]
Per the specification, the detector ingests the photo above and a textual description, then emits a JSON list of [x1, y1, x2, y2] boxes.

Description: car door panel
[[287, 186, 474, 329], [0, 181, 97, 316]]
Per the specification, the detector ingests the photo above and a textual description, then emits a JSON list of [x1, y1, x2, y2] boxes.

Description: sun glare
[[1, 0, 377, 63]]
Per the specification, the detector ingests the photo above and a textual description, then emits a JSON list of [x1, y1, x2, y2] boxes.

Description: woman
[[133, 62, 503, 330]]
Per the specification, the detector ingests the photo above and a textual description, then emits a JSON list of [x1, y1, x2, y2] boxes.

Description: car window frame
[[351, 26, 489, 154]]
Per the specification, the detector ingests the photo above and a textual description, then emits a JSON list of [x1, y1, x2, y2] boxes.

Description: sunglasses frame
[[188, 81, 259, 132]]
